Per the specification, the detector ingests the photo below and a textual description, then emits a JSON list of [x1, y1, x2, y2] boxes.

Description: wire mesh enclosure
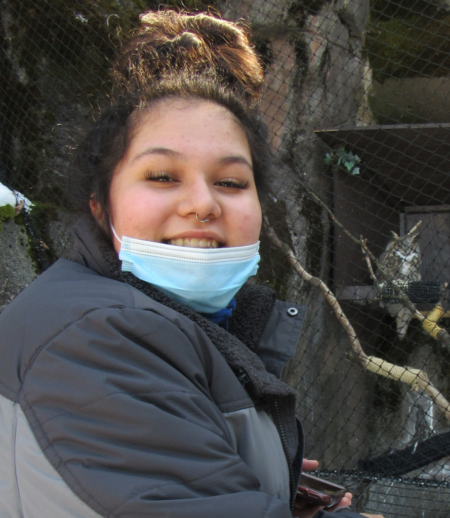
[[2, 0, 450, 516]]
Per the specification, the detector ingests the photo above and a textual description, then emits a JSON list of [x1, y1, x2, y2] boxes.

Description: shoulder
[[0, 258, 215, 401], [0, 259, 134, 394], [231, 283, 306, 377], [1, 258, 135, 325]]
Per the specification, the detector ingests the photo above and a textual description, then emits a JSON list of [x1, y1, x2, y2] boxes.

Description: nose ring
[[196, 213, 209, 223]]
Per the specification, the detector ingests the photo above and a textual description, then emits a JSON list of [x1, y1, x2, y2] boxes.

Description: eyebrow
[[133, 147, 185, 162], [218, 156, 253, 172], [133, 147, 253, 171]]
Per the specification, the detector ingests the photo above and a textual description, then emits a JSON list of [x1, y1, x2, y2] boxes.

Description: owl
[[377, 232, 422, 340]]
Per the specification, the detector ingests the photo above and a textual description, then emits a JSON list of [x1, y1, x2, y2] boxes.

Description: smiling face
[[105, 98, 262, 253]]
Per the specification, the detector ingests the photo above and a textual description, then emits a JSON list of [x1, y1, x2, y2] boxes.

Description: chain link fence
[[2, 0, 450, 516]]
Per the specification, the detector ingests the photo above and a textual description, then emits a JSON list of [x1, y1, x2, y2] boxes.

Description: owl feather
[[377, 230, 422, 340]]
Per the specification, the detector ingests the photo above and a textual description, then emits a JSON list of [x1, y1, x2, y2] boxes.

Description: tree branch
[[306, 189, 450, 352], [361, 238, 379, 285], [263, 217, 367, 364], [263, 216, 450, 422]]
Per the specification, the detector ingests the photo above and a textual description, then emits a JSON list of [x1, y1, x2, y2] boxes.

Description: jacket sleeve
[[20, 306, 293, 518]]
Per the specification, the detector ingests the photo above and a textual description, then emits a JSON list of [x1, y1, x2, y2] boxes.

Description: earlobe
[[90, 197, 104, 223]]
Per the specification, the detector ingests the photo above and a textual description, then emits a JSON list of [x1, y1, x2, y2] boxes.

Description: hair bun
[[155, 32, 203, 57], [162, 32, 203, 52], [113, 10, 264, 106]]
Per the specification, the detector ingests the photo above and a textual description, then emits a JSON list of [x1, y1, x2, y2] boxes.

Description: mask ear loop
[[110, 223, 122, 244]]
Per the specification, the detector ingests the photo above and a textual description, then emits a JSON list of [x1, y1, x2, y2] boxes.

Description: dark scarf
[[95, 228, 296, 404]]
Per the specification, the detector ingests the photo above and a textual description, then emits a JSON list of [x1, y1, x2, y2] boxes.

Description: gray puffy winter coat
[[0, 219, 361, 518]]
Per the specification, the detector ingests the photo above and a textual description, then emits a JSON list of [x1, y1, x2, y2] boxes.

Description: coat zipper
[[258, 298, 297, 509], [236, 367, 251, 386], [273, 397, 297, 510], [231, 295, 297, 508]]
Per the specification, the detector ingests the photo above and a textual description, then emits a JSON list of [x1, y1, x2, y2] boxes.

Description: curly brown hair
[[70, 10, 270, 231], [113, 10, 264, 106]]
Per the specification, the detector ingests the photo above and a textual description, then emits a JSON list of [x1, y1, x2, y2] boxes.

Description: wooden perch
[[363, 356, 450, 423], [263, 217, 450, 422]]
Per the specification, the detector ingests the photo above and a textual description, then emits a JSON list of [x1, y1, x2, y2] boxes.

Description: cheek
[[232, 198, 262, 244], [248, 205, 263, 241], [109, 185, 137, 225], [109, 185, 168, 237]]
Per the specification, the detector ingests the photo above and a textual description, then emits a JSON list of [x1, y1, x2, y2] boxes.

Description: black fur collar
[[74, 218, 296, 404]]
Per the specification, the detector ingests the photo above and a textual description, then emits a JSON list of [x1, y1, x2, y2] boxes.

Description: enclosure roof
[[314, 123, 450, 206]]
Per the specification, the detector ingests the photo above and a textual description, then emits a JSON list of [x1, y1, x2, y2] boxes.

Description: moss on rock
[[0, 204, 15, 232], [366, 12, 450, 82], [370, 0, 439, 23]]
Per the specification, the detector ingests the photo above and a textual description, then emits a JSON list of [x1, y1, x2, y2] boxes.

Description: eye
[[144, 171, 176, 182], [215, 178, 249, 189]]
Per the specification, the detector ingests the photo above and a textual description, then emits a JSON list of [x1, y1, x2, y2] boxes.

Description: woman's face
[[107, 99, 262, 253]]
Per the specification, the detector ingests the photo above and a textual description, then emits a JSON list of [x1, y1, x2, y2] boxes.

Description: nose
[[177, 176, 221, 221]]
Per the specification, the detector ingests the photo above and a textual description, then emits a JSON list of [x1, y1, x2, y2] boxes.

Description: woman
[[0, 10, 380, 518]]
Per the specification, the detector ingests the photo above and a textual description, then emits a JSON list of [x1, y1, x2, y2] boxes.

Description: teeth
[[169, 238, 220, 248]]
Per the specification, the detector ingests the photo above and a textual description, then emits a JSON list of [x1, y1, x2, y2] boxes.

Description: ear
[[90, 196, 104, 224]]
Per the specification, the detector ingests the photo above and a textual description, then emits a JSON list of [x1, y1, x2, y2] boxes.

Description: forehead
[[127, 98, 250, 156]]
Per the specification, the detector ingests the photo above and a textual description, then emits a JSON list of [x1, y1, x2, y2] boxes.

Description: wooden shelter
[[315, 123, 450, 311]]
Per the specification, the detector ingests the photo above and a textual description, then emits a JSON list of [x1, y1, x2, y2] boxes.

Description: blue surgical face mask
[[111, 226, 260, 313]]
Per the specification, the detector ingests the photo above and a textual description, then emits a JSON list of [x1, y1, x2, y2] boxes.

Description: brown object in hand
[[296, 474, 346, 508]]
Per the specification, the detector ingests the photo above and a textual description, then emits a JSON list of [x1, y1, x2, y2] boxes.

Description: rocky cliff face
[[220, 0, 373, 468], [0, 219, 36, 311], [0, 0, 147, 300], [0, 0, 152, 201]]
